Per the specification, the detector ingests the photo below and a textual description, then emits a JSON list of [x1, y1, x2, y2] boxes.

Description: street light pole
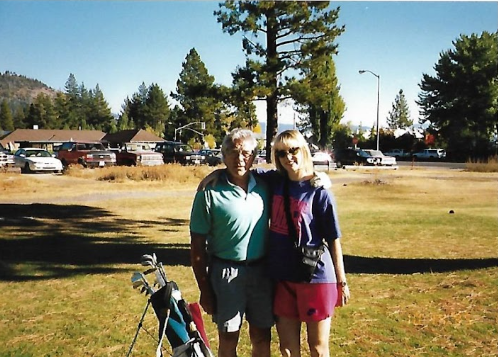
[[359, 70, 380, 151], [174, 121, 205, 142]]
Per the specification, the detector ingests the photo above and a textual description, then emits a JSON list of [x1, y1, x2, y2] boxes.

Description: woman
[[267, 130, 349, 357]]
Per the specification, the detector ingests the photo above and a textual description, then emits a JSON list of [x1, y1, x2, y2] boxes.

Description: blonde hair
[[272, 130, 314, 175]]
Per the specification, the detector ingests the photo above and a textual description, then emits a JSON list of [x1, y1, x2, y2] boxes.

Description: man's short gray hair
[[221, 128, 258, 157]]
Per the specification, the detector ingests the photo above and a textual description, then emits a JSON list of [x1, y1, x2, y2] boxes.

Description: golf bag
[[127, 254, 213, 357], [150, 282, 212, 357]]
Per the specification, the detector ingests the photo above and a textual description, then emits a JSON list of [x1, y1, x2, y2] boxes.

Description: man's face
[[224, 139, 255, 180]]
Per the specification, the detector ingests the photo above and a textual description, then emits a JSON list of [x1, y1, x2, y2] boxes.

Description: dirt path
[[0, 166, 475, 205]]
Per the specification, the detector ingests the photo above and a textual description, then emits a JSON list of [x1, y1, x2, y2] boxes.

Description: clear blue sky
[[1, 1, 496, 128]]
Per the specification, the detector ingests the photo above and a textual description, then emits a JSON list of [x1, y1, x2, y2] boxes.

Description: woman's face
[[274, 144, 303, 174]]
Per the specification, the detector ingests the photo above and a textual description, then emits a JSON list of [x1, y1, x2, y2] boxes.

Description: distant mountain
[[0, 71, 58, 110]]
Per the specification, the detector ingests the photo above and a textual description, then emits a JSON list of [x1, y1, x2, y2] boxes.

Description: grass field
[[0, 165, 497, 357]]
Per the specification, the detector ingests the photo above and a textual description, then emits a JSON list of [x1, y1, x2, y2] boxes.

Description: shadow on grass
[[0, 203, 190, 282], [344, 255, 498, 274], [1, 204, 497, 282]]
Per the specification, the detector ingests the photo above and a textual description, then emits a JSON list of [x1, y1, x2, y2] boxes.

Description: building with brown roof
[[0, 129, 107, 152], [101, 129, 164, 145]]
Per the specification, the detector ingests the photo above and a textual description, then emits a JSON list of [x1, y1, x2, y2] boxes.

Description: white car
[[412, 149, 446, 160], [312, 151, 337, 168], [14, 148, 63, 173], [363, 150, 397, 166]]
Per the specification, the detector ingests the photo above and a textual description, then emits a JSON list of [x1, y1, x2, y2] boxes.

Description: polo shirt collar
[[222, 170, 256, 192]]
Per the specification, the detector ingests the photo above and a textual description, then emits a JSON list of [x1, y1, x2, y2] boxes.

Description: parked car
[[154, 141, 206, 165], [333, 148, 380, 168], [412, 149, 446, 160], [253, 150, 267, 165], [312, 151, 336, 169], [362, 149, 397, 166], [110, 142, 163, 166], [0, 149, 15, 170], [199, 149, 223, 166], [383, 149, 411, 159], [0, 143, 11, 154], [57, 141, 117, 168], [13, 148, 63, 173]]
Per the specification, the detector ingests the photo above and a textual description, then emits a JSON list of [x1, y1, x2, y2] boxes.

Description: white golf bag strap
[[156, 310, 170, 357]]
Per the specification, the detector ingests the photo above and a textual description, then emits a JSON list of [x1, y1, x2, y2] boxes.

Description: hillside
[[0, 71, 58, 109]]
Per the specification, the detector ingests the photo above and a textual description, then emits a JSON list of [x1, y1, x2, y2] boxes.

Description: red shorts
[[273, 281, 337, 322]]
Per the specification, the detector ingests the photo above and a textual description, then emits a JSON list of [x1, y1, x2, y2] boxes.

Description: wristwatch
[[338, 281, 347, 287]]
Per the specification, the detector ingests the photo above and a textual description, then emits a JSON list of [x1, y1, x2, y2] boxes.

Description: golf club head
[[131, 271, 155, 295], [140, 254, 155, 267], [132, 280, 144, 289], [131, 272, 144, 284]]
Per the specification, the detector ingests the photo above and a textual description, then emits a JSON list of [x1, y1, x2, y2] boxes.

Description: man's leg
[[249, 325, 271, 357], [306, 317, 331, 357], [218, 330, 240, 357], [276, 316, 302, 357]]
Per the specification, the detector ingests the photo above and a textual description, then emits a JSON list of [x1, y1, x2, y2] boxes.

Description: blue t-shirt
[[255, 169, 342, 283], [189, 171, 270, 261]]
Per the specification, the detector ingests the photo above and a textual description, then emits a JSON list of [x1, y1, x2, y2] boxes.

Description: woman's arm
[[330, 238, 350, 306]]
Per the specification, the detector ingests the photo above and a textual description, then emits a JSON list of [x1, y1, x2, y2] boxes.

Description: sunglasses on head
[[275, 147, 300, 158]]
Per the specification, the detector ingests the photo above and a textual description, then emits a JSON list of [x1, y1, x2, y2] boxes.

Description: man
[[190, 129, 273, 357]]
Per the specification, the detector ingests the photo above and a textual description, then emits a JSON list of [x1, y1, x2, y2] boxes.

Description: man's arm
[[190, 231, 215, 314]]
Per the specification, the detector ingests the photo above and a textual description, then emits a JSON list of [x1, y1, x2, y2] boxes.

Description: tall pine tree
[[387, 89, 412, 130], [215, 1, 344, 160], [0, 100, 14, 131], [292, 55, 345, 149], [171, 48, 224, 144], [417, 31, 498, 159]]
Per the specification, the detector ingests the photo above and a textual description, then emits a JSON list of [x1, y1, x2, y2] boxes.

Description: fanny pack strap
[[284, 178, 328, 251], [283, 178, 299, 247]]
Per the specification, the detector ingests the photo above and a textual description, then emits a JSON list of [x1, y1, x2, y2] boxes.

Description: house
[[0, 129, 165, 153], [101, 129, 164, 148], [0, 129, 107, 152]]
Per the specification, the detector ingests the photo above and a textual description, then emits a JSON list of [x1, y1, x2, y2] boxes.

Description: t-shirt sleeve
[[315, 188, 342, 241], [189, 190, 211, 235]]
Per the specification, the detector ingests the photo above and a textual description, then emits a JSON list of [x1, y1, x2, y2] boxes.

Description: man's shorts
[[273, 281, 337, 322], [209, 259, 274, 332]]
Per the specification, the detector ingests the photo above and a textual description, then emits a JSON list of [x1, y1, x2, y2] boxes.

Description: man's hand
[[200, 288, 216, 315], [311, 171, 332, 189]]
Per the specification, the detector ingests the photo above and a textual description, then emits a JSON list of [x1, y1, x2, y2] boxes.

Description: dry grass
[[0, 165, 497, 356], [465, 155, 498, 172]]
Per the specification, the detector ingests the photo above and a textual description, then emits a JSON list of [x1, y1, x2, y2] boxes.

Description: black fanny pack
[[295, 244, 326, 282]]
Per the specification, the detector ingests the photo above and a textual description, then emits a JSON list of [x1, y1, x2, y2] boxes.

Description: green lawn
[[0, 167, 496, 356]]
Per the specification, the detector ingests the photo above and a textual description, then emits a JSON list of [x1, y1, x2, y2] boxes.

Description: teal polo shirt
[[190, 171, 269, 261]]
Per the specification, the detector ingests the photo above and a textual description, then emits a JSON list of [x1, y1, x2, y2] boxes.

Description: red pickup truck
[[57, 141, 117, 168], [110, 142, 163, 166]]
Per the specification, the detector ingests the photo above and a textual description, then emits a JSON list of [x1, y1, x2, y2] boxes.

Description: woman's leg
[[306, 317, 331, 357], [276, 316, 302, 357]]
